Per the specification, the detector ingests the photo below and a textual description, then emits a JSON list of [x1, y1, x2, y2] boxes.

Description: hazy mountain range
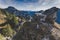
[[0, 6, 60, 24]]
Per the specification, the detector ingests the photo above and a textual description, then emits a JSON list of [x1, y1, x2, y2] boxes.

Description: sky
[[0, 0, 60, 11]]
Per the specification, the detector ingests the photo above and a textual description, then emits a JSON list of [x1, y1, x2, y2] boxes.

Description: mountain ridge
[[0, 6, 60, 24], [0, 6, 60, 40]]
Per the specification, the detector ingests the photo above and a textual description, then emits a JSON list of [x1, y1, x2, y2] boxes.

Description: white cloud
[[0, 0, 60, 11]]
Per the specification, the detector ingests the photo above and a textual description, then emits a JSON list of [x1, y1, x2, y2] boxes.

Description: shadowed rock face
[[43, 7, 58, 24]]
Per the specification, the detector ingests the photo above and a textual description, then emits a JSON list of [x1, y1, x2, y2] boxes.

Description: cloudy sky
[[0, 0, 60, 11]]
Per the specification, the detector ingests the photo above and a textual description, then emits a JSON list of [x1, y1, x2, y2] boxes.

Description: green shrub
[[12, 14, 18, 25], [2, 24, 16, 37]]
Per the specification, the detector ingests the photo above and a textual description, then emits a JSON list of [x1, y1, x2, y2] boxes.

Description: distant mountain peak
[[51, 7, 57, 9], [50, 7, 58, 11], [43, 7, 58, 15], [8, 6, 15, 9], [5, 6, 17, 11]]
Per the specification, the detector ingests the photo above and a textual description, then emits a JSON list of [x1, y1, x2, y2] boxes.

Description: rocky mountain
[[42, 7, 60, 24], [12, 7, 60, 40], [0, 6, 60, 40], [42, 7, 58, 23]]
